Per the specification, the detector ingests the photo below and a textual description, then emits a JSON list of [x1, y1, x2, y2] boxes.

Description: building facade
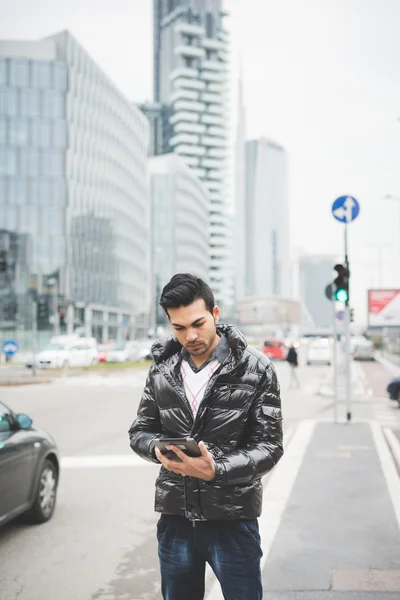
[[152, 0, 233, 313], [298, 255, 336, 329], [0, 32, 150, 348], [149, 153, 209, 325], [244, 138, 290, 298]]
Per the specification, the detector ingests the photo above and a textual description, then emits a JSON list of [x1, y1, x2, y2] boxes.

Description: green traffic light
[[335, 289, 348, 302]]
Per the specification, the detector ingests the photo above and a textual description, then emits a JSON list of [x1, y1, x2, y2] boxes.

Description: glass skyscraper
[[0, 33, 150, 348]]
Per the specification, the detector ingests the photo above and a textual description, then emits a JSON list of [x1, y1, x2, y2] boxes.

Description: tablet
[[155, 437, 201, 462]]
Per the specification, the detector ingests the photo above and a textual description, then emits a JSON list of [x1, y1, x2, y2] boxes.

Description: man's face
[[168, 298, 220, 357]]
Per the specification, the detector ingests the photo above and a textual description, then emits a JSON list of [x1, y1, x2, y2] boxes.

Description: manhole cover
[[332, 569, 400, 591]]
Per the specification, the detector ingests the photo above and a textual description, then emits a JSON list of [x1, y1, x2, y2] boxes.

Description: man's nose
[[186, 330, 198, 342]]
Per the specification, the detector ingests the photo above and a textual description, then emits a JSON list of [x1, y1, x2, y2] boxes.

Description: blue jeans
[[157, 514, 263, 600]]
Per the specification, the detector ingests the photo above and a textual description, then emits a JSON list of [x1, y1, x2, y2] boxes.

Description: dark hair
[[159, 273, 215, 316]]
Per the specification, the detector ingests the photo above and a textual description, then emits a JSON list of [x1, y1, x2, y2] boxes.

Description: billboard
[[368, 289, 400, 327]]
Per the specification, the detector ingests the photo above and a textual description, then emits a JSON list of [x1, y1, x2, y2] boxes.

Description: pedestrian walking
[[286, 344, 300, 388], [129, 274, 283, 600]]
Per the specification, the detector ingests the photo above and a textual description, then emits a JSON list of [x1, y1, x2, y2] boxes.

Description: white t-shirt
[[181, 358, 221, 417]]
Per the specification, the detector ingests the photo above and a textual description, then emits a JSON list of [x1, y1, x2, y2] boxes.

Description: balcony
[[202, 38, 225, 51], [206, 169, 224, 181], [201, 70, 227, 83], [175, 22, 205, 37], [207, 82, 226, 94], [174, 121, 206, 135], [180, 155, 200, 167], [169, 67, 198, 81], [201, 114, 224, 126], [174, 144, 206, 157], [175, 77, 206, 91], [170, 132, 199, 147], [201, 136, 226, 148], [169, 110, 199, 125], [201, 92, 222, 104], [174, 100, 206, 113], [207, 104, 224, 115], [204, 179, 223, 192], [206, 125, 226, 137], [174, 45, 205, 59], [170, 88, 199, 103], [201, 60, 226, 72], [201, 157, 222, 169], [208, 147, 228, 158]]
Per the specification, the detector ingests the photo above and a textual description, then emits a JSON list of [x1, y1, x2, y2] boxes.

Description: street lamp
[[367, 242, 391, 288], [383, 194, 400, 256], [46, 277, 59, 337]]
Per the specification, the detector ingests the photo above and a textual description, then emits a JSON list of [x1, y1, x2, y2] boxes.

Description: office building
[[151, 0, 233, 313], [0, 32, 150, 347], [244, 138, 290, 298], [149, 153, 209, 325], [298, 254, 336, 329]]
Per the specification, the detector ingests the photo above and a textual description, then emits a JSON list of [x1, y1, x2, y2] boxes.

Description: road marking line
[[205, 419, 315, 600], [370, 421, 400, 531], [61, 455, 158, 468], [383, 428, 400, 472]]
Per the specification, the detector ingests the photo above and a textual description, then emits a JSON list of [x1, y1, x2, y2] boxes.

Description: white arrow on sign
[[333, 196, 356, 223]]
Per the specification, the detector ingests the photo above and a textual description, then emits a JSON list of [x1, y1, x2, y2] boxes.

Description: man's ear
[[213, 305, 220, 323]]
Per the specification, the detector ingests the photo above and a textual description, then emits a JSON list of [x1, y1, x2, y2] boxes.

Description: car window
[[0, 402, 13, 433], [264, 341, 273, 348]]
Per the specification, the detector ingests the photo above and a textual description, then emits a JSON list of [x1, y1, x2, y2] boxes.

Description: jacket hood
[[151, 324, 247, 365]]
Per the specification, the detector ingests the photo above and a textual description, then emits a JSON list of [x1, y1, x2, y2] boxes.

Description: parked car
[[306, 338, 332, 365], [0, 401, 59, 526], [262, 338, 288, 360], [349, 336, 375, 361], [387, 376, 400, 407], [35, 342, 98, 369], [107, 341, 141, 363]]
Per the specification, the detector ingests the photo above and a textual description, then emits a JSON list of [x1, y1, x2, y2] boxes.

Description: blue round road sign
[[332, 196, 360, 223], [2, 340, 19, 357]]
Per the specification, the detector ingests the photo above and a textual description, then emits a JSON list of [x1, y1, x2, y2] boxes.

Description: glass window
[[19, 205, 38, 234], [20, 89, 41, 117], [0, 58, 7, 86], [0, 177, 5, 202], [39, 178, 52, 204], [9, 117, 29, 146], [10, 58, 29, 87], [4, 205, 17, 230], [0, 402, 13, 433], [42, 151, 64, 177], [0, 116, 6, 144], [53, 120, 67, 148], [47, 208, 64, 235], [43, 90, 64, 118], [20, 148, 40, 176], [52, 180, 67, 205], [53, 61, 68, 91], [0, 88, 17, 116], [31, 61, 51, 89], [0, 148, 17, 176], [8, 179, 27, 204], [31, 118, 51, 147]]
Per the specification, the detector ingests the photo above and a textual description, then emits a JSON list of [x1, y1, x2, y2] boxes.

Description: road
[[1, 351, 399, 600]]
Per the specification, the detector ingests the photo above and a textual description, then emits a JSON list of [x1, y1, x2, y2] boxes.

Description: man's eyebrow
[[171, 317, 206, 328]]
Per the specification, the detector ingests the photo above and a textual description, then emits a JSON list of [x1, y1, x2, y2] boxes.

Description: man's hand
[[155, 441, 216, 481]]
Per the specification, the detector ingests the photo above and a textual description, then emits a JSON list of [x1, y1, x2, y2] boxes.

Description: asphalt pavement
[[0, 351, 399, 600]]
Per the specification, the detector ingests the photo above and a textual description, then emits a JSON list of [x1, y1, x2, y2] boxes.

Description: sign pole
[[344, 222, 351, 423], [332, 294, 338, 423]]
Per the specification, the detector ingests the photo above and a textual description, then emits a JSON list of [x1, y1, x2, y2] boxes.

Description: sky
[[2, 0, 400, 323]]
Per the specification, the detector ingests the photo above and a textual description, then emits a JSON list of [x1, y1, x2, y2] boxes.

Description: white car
[[107, 341, 141, 363], [306, 338, 332, 366], [350, 336, 375, 361], [36, 343, 98, 369]]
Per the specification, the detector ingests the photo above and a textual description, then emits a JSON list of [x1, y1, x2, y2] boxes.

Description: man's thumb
[[199, 441, 208, 456]]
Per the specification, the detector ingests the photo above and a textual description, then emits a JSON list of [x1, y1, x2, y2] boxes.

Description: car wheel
[[307, 361, 311, 365], [26, 459, 58, 523]]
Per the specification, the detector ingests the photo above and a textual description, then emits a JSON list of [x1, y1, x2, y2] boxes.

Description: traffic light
[[0, 250, 7, 272], [59, 311, 66, 328], [333, 263, 349, 303]]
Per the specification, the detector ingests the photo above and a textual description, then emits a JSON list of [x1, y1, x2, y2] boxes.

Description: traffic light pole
[[332, 295, 338, 423], [344, 223, 352, 423]]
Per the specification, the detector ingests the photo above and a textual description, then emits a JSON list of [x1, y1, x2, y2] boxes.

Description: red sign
[[368, 290, 400, 327]]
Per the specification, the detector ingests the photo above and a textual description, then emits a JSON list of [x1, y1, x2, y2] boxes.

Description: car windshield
[[42, 344, 66, 351]]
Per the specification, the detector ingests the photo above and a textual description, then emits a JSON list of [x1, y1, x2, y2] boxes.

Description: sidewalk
[[262, 421, 400, 598]]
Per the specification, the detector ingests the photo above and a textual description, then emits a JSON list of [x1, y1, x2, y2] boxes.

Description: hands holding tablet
[[155, 439, 216, 482]]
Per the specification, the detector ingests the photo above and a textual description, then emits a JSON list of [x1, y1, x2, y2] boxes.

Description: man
[[286, 344, 300, 388], [129, 274, 283, 600]]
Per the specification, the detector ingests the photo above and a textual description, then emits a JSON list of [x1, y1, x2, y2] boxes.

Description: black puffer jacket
[[129, 325, 283, 521]]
